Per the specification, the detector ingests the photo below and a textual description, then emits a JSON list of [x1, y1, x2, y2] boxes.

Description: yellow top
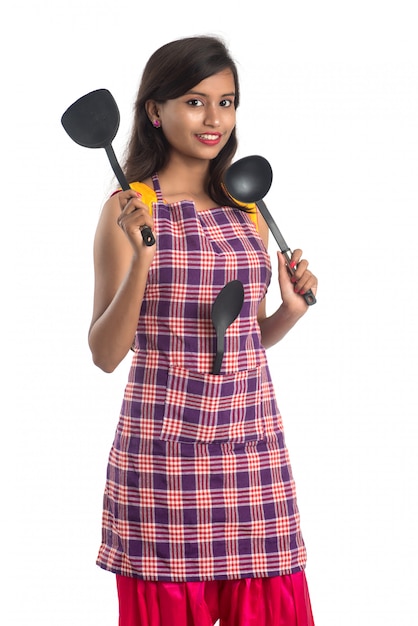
[[129, 181, 259, 231]]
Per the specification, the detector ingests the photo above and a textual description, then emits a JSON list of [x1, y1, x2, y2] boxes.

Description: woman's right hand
[[116, 189, 155, 259]]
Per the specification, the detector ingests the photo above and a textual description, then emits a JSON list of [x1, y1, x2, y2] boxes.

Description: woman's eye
[[187, 99, 203, 107], [220, 99, 233, 108]]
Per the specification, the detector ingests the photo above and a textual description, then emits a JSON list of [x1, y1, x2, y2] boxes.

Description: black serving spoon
[[224, 155, 316, 306], [211, 280, 244, 375], [61, 89, 155, 246]]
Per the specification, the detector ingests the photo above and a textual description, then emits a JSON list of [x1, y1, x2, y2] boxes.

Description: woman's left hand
[[277, 249, 318, 313]]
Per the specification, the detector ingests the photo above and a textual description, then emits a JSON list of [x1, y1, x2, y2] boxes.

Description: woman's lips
[[195, 133, 222, 145]]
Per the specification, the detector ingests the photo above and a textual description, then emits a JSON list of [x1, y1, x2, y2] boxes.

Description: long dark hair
[[123, 36, 243, 209]]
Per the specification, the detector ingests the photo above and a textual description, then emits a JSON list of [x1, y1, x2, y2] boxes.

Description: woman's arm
[[256, 210, 318, 349], [88, 189, 155, 372]]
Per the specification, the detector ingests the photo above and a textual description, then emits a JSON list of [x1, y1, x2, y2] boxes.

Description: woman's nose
[[204, 105, 220, 127]]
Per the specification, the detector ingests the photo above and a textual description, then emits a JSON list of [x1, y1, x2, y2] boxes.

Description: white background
[[1, 1, 417, 624]]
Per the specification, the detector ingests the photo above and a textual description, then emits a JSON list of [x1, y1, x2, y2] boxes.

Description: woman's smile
[[195, 132, 222, 145]]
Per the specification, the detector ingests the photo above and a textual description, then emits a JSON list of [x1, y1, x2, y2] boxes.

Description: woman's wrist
[[259, 302, 306, 349]]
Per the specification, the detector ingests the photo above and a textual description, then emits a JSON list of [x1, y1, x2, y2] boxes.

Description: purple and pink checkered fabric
[[96, 175, 307, 582]]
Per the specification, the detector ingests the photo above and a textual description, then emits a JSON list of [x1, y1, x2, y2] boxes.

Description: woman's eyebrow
[[185, 90, 236, 98]]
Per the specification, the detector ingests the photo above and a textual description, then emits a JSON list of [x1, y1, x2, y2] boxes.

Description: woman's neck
[[152, 157, 216, 210]]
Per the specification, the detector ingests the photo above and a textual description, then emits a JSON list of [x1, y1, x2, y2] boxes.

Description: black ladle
[[211, 280, 244, 375], [224, 155, 316, 306], [61, 89, 155, 246]]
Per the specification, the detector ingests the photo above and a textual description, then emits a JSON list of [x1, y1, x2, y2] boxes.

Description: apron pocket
[[160, 365, 264, 444]]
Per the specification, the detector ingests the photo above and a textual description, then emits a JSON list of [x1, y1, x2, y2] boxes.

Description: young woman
[[89, 35, 317, 626]]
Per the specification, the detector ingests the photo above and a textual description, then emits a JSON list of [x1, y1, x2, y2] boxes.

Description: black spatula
[[61, 89, 155, 246]]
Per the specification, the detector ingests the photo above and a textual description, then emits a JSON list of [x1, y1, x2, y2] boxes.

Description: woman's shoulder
[[107, 180, 157, 215], [129, 181, 158, 207]]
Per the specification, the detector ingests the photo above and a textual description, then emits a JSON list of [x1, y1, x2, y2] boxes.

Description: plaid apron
[[96, 175, 307, 582]]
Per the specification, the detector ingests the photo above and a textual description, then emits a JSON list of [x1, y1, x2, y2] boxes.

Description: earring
[[152, 119, 161, 128]]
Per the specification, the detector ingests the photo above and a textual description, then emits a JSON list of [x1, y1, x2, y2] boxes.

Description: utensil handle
[[212, 351, 223, 375], [213, 333, 225, 375], [302, 290, 316, 306], [105, 145, 156, 247], [256, 200, 316, 306], [256, 200, 290, 253]]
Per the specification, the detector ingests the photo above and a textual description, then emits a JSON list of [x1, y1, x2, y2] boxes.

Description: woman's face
[[150, 69, 237, 163]]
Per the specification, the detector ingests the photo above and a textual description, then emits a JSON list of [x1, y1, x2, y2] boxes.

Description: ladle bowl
[[224, 155, 273, 202], [224, 156, 316, 306]]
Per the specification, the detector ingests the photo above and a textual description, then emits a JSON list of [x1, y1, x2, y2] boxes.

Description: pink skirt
[[116, 571, 315, 626]]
